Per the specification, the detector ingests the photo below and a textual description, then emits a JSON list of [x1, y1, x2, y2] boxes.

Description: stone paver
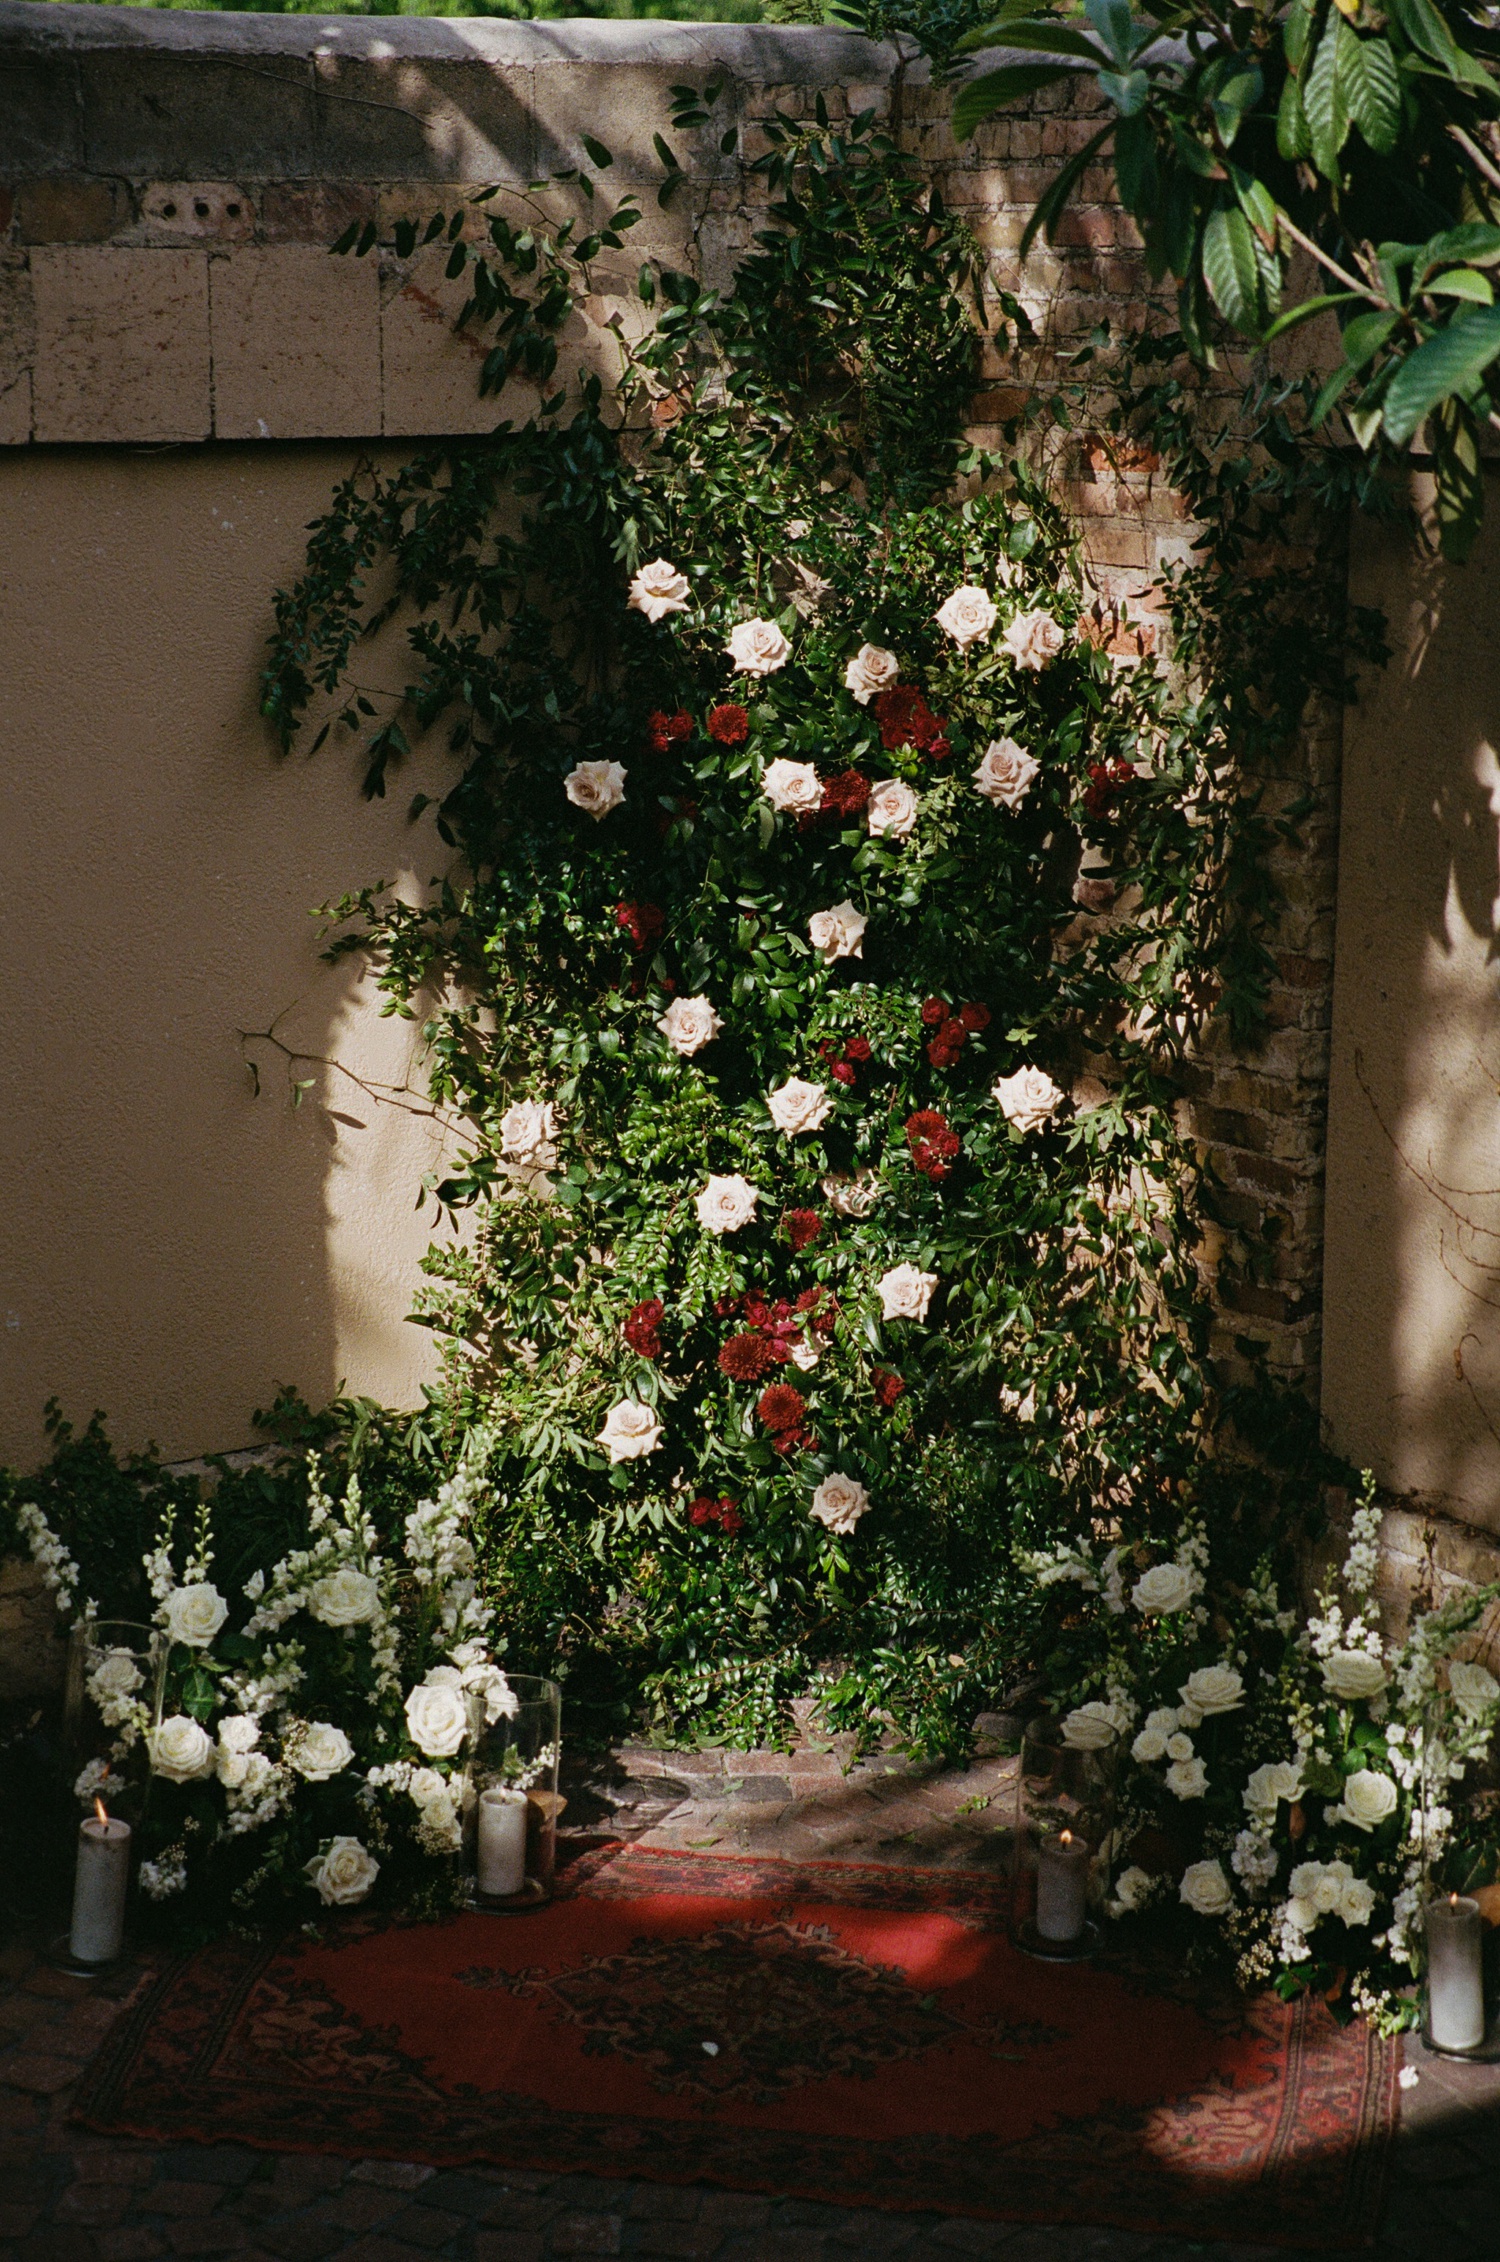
[[4, 1737, 1499, 2261]]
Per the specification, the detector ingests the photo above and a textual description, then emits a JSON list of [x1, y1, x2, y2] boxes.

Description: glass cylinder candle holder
[[1011, 1715, 1117, 1961], [464, 1675, 562, 1909], [1422, 1891, 1490, 2058], [63, 1620, 165, 1823]]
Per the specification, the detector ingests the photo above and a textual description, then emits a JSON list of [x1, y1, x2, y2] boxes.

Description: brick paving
[[5, 1739, 1500, 2262]]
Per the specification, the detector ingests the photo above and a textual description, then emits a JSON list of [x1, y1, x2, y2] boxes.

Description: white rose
[[163, 1582, 228, 1650], [1144, 1707, 1179, 1735], [1179, 1858, 1232, 1916], [762, 757, 824, 814], [1061, 1703, 1120, 1751], [564, 759, 626, 819], [1114, 1864, 1154, 1911], [288, 1721, 355, 1782], [1165, 1732, 1195, 1762], [1002, 608, 1065, 671], [307, 1567, 381, 1628], [628, 558, 691, 622], [1244, 1760, 1302, 1819], [1339, 1875, 1377, 1925], [404, 1676, 471, 1759], [878, 1263, 938, 1322], [1333, 1768, 1399, 1833], [149, 1714, 217, 1783], [425, 1664, 464, 1688], [807, 901, 867, 963], [810, 1472, 871, 1536], [407, 1767, 448, 1807], [1284, 1894, 1317, 1934], [88, 1649, 143, 1700], [597, 1398, 664, 1464], [844, 643, 900, 704], [1448, 1660, 1500, 1716], [1320, 1649, 1387, 1702], [789, 1337, 821, 1372], [992, 1066, 1064, 1134], [695, 1174, 760, 1235], [726, 618, 791, 677], [1132, 1562, 1196, 1616], [768, 1076, 833, 1135], [972, 738, 1040, 810], [460, 1660, 519, 1725], [499, 1099, 558, 1167], [1166, 1756, 1208, 1800], [1309, 1866, 1346, 1914], [1131, 1727, 1168, 1764], [657, 995, 722, 1057], [867, 779, 918, 840], [416, 1790, 462, 1852], [935, 584, 997, 648], [304, 1835, 380, 1907], [216, 1748, 250, 1789], [1181, 1665, 1244, 1718], [217, 1714, 261, 1755], [822, 1170, 883, 1218]]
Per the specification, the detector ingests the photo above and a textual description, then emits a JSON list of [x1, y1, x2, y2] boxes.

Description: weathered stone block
[[531, 61, 740, 187], [31, 244, 209, 443], [381, 242, 513, 439], [313, 56, 534, 185], [0, 1556, 65, 1699], [15, 176, 131, 246], [209, 244, 380, 440], [0, 54, 83, 178], [0, 251, 33, 443], [81, 55, 317, 181]]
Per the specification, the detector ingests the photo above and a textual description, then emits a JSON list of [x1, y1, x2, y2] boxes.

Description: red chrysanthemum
[[718, 1332, 774, 1382], [689, 1497, 715, 1526], [873, 685, 947, 756], [906, 1108, 960, 1180], [1084, 758, 1137, 819], [844, 1036, 872, 1062], [757, 1383, 808, 1435], [783, 1209, 823, 1252], [707, 703, 749, 746], [959, 1003, 991, 1033], [873, 1367, 906, 1410], [920, 997, 949, 1027], [615, 900, 666, 953], [646, 709, 693, 755], [821, 770, 872, 819], [624, 1298, 665, 1357], [831, 1060, 856, 1087]]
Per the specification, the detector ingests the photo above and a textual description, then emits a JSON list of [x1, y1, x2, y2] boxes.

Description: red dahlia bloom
[[624, 1298, 665, 1356], [646, 709, 693, 754], [783, 1209, 823, 1251], [707, 703, 749, 746], [757, 1383, 808, 1435], [959, 1003, 991, 1033], [921, 997, 949, 1027], [873, 1367, 906, 1409], [821, 770, 872, 818], [718, 1332, 774, 1382]]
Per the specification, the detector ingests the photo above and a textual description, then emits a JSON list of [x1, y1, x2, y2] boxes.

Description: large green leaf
[[954, 13, 1102, 56], [1303, 22, 1350, 180], [1260, 291, 1360, 343], [953, 64, 1081, 140], [1340, 29, 1401, 155], [1382, 306, 1500, 445], [1388, 0, 1493, 88], [1202, 205, 1263, 334], [1276, 72, 1311, 161]]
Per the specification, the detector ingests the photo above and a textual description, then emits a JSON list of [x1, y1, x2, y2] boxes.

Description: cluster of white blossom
[[139, 1847, 188, 1900], [14, 1498, 85, 1622], [403, 1453, 495, 1644], [73, 1755, 127, 1807], [1230, 1829, 1279, 1897]]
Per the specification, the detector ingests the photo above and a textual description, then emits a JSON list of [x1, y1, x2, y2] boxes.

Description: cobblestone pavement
[[5, 1738, 1500, 2262]]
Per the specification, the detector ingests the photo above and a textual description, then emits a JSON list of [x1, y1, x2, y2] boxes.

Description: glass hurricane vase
[[1010, 1715, 1118, 1962], [463, 1675, 562, 1909]]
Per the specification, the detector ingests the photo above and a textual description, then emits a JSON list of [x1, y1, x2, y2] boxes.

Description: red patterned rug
[[75, 1846, 1395, 2248]]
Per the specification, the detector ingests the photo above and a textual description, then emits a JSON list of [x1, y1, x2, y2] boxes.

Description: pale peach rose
[[807, 901, 867, 962], [878, 1263, 938, 1322], [726, 618, 791, 677], [1002, 608, 1065, 671], [843, 644, 900, 705], [935, 585, 997, 648], [657, 996, 722, 1057], [695, 1174, 760, 1234], [972, 738, 1039, 809], [867, 779, 918, 840], [767, 1076, 833, 1135], [564, 760, 626, 818], [597, 1399, 664, 1464], [992, 1066, 1064, 1133], [822, 1170, 883, 1217], [499, 1099, 558, 1167], [628, 559, 691, 622], [763, 758, 823, 814], [810, 1472, 871, 1536]]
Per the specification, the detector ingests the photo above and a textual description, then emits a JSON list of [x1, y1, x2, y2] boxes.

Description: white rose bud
[[1131, 1727, 1168, 1764], [163, 1582, 229, 1650], [1166, 1756, 1208, 1800], [762, 758, 824, 814], [1320, 1650, 1387, 1702], [1165, 1731, 1195, 1762], [695, 1174, 760, 1235], [149, 1714, 217, 1783], [992, 1066, 1064, 1134], [628, 558, 691, 622], [288, 1721, 355, 1782], [657, 996, 722, 1057], [87, 1649, 143, 1701], [307, 1567, 381, 1628], [1180, 1665, 1244, 1718], [1179, 1858, 1233, 1916], [972, 738, 1040, 809], [726, 618, 791, 677], [878, 1263, 938, 1322], [563, 760, 627, 819], [403, 1675, 471, 1759], [1333, 1768, 1399, 1833], [843, 644, 900, 705], [935, 585, 998, 648], [1002, 608, 1065, 671], [810, 1472, 871, 1536], [807, 901, 867, 963], [304, 1835, 380, 1907], [1131, 1561, 1196, 1616], [767, 1076, 833, 1135], [597, 1398, 664, 1464], [867, 779, 918, 840], [1114, 1865, 1154, 1911]]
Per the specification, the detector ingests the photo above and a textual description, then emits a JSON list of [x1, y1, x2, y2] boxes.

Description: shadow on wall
[[0, 441, 463, 1471], [1324, 477, 1500, 1530]]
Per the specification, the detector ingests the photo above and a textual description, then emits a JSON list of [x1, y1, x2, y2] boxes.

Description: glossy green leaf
[[1202, 204, 1263, 334], [953, 64, 1080, 140], [1340, 29, 1401, 156], [1303, 22, 1350, 180], [1382, 306, 1500, 444]]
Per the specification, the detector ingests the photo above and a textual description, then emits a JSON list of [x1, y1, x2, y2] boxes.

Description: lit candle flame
[[1450, 1891, 1459, 1907], [1060, 1829, 1074, 1847], [94, 1797, 109, 1826]]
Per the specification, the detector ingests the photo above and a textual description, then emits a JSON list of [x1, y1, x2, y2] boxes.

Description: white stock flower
[[1061, 1702, 1121, 1751], [564, 760, 626, 819], [695, 1174, 760, 1235], [304, 1835, 380, 1907], [726, 618, 791, 677], [164, 1583, 228, 1650], [307, 1567, 380, 1628], [972, 738, 1040, 809], [878, 1264, 938, 1322], [767, 1077, 833, 1135], [149, 1714, 217, 1783], [1002, 608, 1065, 671], [1132, 1562, 1196, 1616], [992, 1066, 1064, 1134], [1181, 1665, 1244, 1718], [762, 758, 823, 814], [867, 779, 919, 840], [844, 644, 900, 704], [1332, 1768, 1399, 1833], [807, 902, 867, 962], [288, 1721, 355, 1782], [597, 1399, 664, 1464], [810, 1472, 870, 1536], [822, 1169, 883, 1218], [499, 1100, 558, 1167], [935, 585, 997, 649], [1321, 1649, 1387, 1702], [658, 996, 722, 1057], [1166, 1755, 1208, 1800], [628, 559, 690, 622], [1179, 1859, 1233, 1916], [1448, 1660, 1500, 1716], [404, 1673, 471, 1759]]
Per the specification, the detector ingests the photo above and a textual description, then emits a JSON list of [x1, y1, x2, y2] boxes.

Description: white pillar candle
[[476, 1788, 528, 1898], [70, 1809, 131, 1963], [1427, 1893, 1486, 2052], [1036, 1829, 1090, 1943]]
